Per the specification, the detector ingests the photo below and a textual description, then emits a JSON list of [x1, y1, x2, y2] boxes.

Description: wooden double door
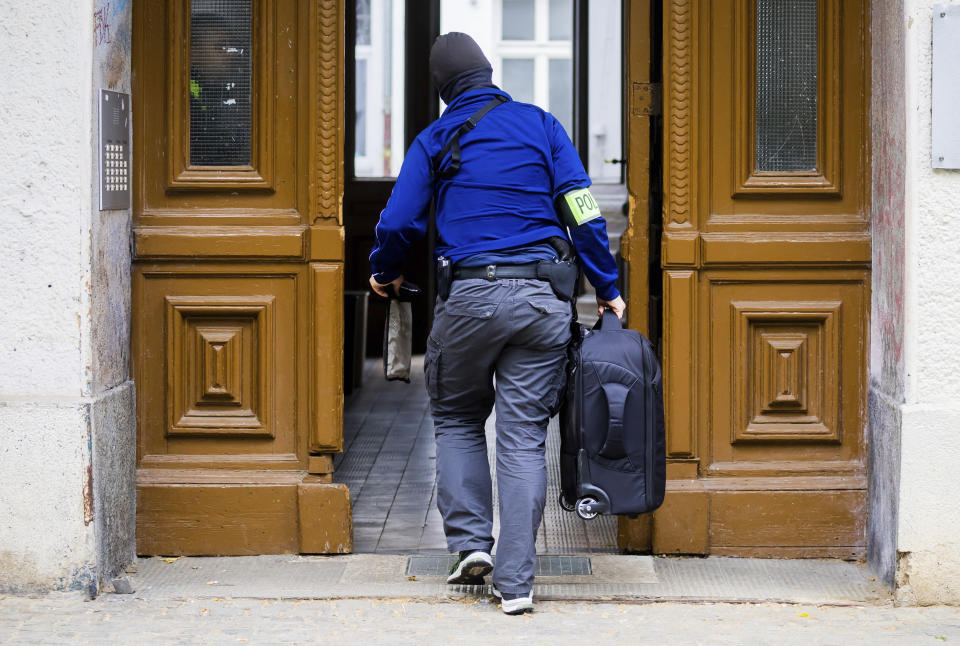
[[132, 0, 870, 558]]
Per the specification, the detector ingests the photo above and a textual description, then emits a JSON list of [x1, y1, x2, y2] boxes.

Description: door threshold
[[128, 554, 891, 605]]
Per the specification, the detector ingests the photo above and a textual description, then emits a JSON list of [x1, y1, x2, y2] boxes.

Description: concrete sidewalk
[[1, 595, 959, 645], [4, 554, 959, 645]]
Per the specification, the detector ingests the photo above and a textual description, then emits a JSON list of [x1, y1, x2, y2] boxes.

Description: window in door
[[755, 0, 818, 172], [189, 0, 253, 167]]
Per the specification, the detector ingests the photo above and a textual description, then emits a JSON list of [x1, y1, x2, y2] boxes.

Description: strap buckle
[[485, 265, 496, 280]]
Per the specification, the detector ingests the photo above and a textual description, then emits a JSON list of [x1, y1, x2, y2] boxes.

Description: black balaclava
[[429, 32, 498, 104]]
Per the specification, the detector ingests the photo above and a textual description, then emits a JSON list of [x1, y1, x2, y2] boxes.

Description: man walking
[[369, 33, 624, 615]]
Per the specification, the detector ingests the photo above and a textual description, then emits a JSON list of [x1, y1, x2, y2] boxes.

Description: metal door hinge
[[632, 82, 662, 117]]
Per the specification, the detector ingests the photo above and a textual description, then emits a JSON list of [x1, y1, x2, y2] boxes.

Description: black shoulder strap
[[432, 94, 509, 180]]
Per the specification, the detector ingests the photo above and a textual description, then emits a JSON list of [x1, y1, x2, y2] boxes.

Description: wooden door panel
[[705, 271, 867, 469], [622, 0, 870, 557], [662, 269, 697, 459], [136, 0, 305, 217], [137, 481, 301, 556], [135, 265, 303, 468], [133, 0, 351, 555], [621, 0, 654, 338], [709, 489, 865, 553], [708, 0, 868, 219], [309, 262, 344, 452]]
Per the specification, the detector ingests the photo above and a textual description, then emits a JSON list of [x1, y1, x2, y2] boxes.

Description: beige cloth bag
[[383, 297, 413, 382]]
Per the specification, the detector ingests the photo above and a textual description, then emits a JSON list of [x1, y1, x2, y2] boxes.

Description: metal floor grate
[[407, 555, 592, 577]]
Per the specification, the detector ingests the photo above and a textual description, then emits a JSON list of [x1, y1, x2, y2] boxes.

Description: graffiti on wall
[[870, 8, 907, 399], [95, 0, 131, 90], [94, 3, 112, 47]]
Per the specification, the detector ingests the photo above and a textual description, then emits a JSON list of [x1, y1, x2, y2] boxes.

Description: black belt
[[452, 263, 544, 281]]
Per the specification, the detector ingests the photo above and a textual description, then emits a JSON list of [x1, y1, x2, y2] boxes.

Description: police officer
[[369, 33, 625, 615]]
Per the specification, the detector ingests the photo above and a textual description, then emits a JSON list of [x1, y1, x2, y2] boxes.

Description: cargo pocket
[[424, 335, 442, 401], [525, 298, 570, 316], [444, 299, 498, 319], [546, 355, 569, 417]]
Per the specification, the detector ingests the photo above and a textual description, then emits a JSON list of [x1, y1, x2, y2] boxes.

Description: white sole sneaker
[[492, 585, 534, 615], [446, 551, 493, 585]]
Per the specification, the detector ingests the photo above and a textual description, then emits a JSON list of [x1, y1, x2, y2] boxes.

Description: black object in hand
[[385, 281, 421, 302]]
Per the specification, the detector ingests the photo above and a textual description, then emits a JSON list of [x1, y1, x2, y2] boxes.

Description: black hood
[[429, 32, 497, 104]]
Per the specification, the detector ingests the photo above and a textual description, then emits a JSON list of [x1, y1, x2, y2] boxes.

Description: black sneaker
[[491, 584, 534, 615], [446, 550, 493, 585]]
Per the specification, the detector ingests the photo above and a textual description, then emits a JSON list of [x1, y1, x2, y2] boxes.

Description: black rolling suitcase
[[558, 310, 666, 519]]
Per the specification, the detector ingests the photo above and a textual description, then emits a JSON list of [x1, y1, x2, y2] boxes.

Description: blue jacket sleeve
[[369, 139, 433, 283], [547, 116, 621, 302], [571, 220, 620, 301]]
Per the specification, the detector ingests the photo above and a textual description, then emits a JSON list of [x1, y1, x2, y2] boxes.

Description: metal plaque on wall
[[99, 89, 130, 210], [933, 6, 960, 169]]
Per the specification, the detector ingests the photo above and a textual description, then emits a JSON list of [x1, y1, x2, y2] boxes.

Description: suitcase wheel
[[575, 497, 599, 520], [558, 493, 576, 512]]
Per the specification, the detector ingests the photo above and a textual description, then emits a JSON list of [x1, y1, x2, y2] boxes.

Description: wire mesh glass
[[755, 0, 817, 172], [189, 0, 253, 166]]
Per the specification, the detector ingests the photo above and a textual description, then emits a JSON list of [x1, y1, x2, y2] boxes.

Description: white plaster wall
[[0, 404, 97, 593], [0, 1, 92, 397], [897, 0, 960, 605], [0, 0, 100, 592]]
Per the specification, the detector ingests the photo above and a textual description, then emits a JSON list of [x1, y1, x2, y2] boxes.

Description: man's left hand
[[597, 295, 626, 320], [369, 274, 404, 298]]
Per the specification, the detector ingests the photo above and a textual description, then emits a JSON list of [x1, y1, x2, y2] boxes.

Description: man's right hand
[[597, 295, 626, 320], [370, 274, 404, 299]]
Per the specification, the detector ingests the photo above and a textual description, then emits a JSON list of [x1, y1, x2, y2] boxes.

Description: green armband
[[557, 188, 603, 228]]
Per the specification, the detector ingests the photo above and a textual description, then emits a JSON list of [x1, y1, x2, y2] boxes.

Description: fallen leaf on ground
[[796, 612, 809, 618], [161, 557, 179, 564]]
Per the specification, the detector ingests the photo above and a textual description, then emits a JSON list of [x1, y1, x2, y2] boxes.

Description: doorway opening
[[338, 0, 656, 554]]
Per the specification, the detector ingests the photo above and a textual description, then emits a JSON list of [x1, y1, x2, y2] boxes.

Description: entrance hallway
[[334, 358, 619, 554]]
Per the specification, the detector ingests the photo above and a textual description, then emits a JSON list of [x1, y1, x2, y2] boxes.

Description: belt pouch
[[436, 257, 452, 300], [383, 298, 413, 382], [537, 259, 578, 302]]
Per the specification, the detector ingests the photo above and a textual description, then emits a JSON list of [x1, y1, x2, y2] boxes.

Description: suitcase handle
[[593, 308, 622, 331]]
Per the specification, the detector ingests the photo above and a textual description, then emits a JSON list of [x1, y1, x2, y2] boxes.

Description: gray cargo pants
[[424, 277, 572, 595]]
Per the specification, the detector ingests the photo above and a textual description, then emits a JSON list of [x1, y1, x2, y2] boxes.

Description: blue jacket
[[369, 88, 620, 301]]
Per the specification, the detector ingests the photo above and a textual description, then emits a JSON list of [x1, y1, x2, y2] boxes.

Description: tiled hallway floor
[[334, 357, 619, 554]]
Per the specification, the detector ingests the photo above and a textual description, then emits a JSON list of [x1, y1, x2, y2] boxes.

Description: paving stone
[[110, 577, 134, 594]]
